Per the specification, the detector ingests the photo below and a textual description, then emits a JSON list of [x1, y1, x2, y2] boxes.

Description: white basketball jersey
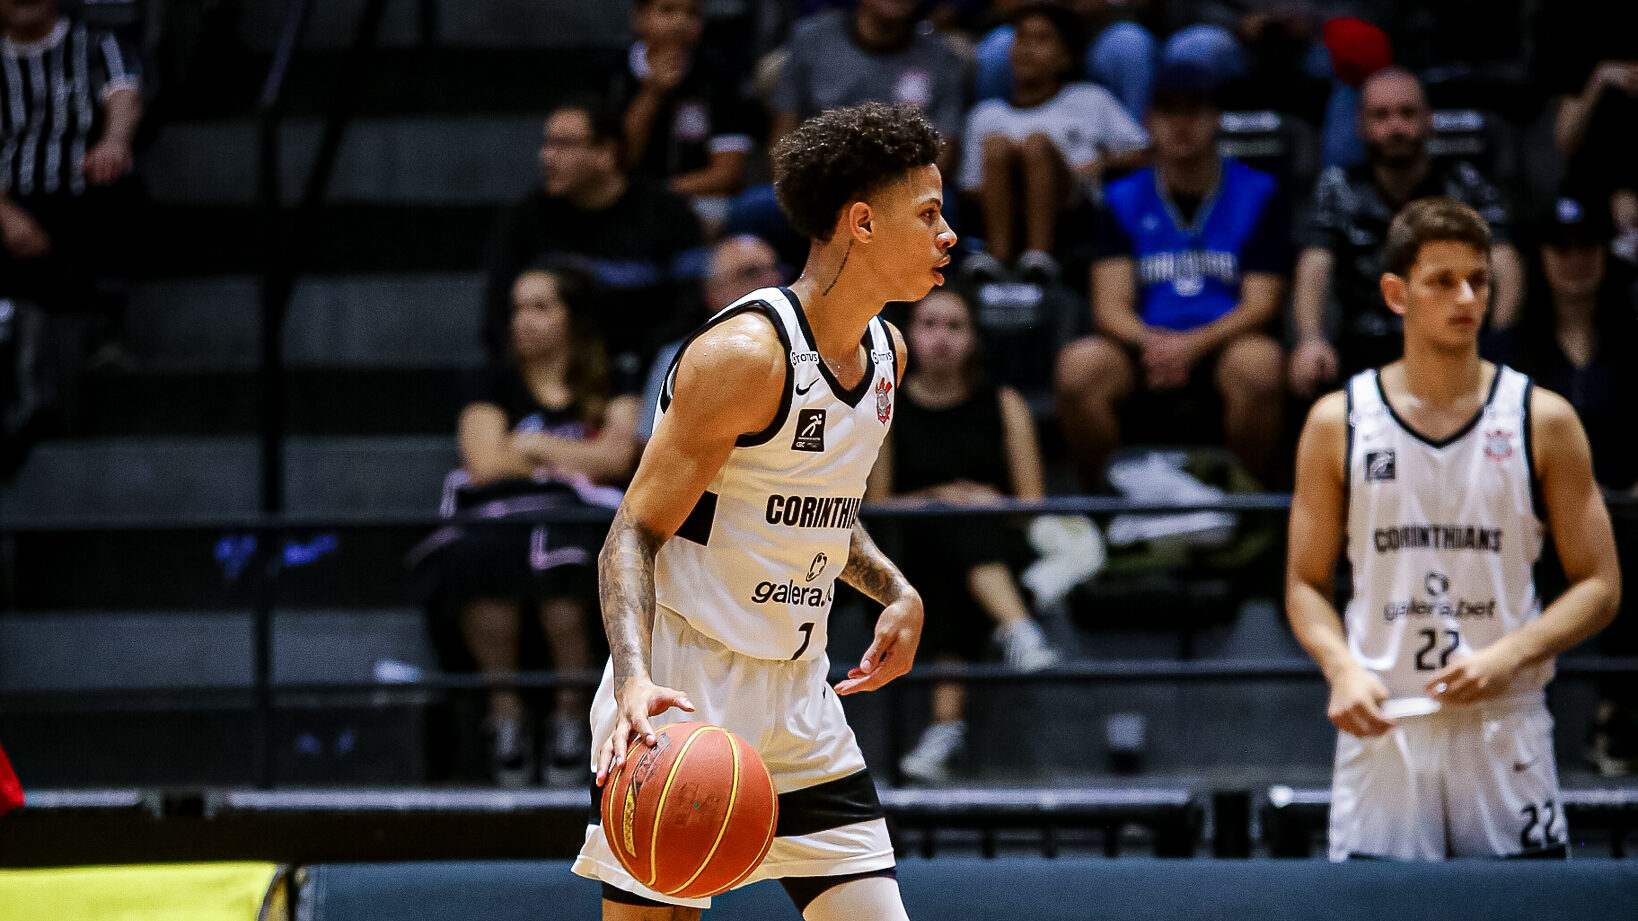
[[652, 287, 897, 661], [1343, 365, 1548, 707]]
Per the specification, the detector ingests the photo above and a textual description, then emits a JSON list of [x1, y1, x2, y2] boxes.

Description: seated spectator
[[637, 233, 786, 440], [769, 0, 967, 173], [1164, 2, 1387, 170], [867, 288, 1059, 785], [960, 1, 1149, 283], [1288, 67, 1523, 398], [607, 0, 753, 201], [1511, 198, 1638, 776], [413, 264, 640, 786], [731, 0, 969, 266], [0, 0, 141, 357], [974, 0, 1163, 120], [482, 95, 704, 380], [1055, 64, 1289, 489], [1536, 0, 1638, 260]]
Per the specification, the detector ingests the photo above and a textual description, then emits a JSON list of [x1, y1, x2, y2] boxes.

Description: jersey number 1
[[791, 622, 814, 660]]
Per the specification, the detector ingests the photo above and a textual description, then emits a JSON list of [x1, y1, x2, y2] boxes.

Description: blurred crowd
[[3, 0, 1635, 786]]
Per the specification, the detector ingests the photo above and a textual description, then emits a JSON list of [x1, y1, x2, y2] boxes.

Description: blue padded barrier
[[299, 857, 1638, 921]]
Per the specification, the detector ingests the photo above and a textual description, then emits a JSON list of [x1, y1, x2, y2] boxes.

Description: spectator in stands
[[608, 0, 754, 201], [1055, 63, 1290, 489], [867, 288, 1059, 785], [1288, 67, 1524, 399], [1536, 0, 1638, 262], [769, 0, 966, 171], [0, 0, 141, 356], [1513, 197, 1638, 778], [482, 95, 704, 384], [960, 2, 1149, 283], [415, 262, 640, 787], [637, 234, 786, 441], [973, 0, 1163, 120], [731, 0, 969, 266]]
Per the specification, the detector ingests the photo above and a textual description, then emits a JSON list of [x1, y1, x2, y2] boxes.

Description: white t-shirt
[[958, 82, 1149, 191]]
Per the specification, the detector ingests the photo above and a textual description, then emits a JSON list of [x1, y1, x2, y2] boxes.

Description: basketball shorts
[[1329, 696, 1566, 860], [572, 605, 894, 908]]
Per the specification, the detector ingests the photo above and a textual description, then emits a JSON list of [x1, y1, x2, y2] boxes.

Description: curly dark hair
[[770, 102, 944, 242]]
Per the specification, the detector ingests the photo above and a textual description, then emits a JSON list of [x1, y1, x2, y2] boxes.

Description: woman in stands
[[412, 261, 639, 786], [1512, 197, 1638, 776], [868, 288, 1060, 784]]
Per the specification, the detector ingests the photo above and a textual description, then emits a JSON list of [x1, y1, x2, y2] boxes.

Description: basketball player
[[572, 102, 955, 918], [1286, 197, 1621, 860]]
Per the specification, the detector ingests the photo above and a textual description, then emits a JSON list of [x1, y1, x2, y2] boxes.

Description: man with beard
[[1288, 68, 1524, 398]]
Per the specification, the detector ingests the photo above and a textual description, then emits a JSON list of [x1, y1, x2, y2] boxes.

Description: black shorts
[[896, 515, 1033, 663], [410, 519, 599, 605]]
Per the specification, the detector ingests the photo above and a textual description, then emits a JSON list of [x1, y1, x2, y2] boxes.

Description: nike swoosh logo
[[795, 379, 816, 395], [1513, 759, 1537, 773]]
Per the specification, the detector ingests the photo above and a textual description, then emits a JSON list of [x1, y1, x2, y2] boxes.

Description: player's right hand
[[1326, 666, 1396, 738], [596, 677, 695, 786]]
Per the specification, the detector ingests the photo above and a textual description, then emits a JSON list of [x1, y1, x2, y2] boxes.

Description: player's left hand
[[835, 590, 923, 696], [1425, 645, 1521, 705]]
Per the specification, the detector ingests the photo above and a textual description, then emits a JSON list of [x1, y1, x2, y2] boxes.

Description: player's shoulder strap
[[659, 287, 796, 448], [1345, 368, 1384, 417], [870, 314, 898, 381]]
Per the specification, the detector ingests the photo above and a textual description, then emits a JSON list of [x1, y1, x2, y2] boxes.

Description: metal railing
[[249, 0, 397, 787], [4, 492, 1637, 788]]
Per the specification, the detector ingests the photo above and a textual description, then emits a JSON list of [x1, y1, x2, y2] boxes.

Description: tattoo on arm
[[840, 521, 913, 606], [598, 505, 666, 689]]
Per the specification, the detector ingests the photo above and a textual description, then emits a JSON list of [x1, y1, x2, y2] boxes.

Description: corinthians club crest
[[874, 377, 893, 424], [1483, 429, 1514, 461]]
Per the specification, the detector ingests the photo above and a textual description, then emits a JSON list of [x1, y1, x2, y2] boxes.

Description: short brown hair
[[1382, 197, 1491, 277]]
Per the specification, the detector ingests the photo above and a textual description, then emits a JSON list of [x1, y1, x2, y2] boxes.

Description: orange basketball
[[600, 721, 778, 899]]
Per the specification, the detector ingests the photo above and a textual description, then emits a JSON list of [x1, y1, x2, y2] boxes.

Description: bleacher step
[[0, 435, 456, 521], [146, 117, 542, 206], [0, 608, 431, 691], [128, 274, 485, 369], [71, 368, 473, 436]]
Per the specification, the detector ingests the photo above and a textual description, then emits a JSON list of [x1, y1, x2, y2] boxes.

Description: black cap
[[1541, 196, 1612, 249], [1150, 61, 1219, 112]]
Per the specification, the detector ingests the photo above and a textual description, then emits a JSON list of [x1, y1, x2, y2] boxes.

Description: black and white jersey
[[0, 17, 139, 198], [653, 286, 897, 661], [1343, 365, 1548, 707]]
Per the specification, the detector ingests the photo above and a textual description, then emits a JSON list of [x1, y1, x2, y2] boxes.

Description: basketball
[[600, 721, 779, 899]]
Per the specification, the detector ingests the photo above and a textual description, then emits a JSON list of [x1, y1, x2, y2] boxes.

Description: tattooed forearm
[[598, 504, 667, 688], [840, 521, 914, 606]]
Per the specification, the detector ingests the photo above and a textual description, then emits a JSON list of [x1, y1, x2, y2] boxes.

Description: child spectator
[[960, 2, 1149, 283]]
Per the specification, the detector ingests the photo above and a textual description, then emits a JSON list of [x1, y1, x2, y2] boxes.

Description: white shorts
[[572, 605, 894, 909], [1329, 696, 1566, 860]]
